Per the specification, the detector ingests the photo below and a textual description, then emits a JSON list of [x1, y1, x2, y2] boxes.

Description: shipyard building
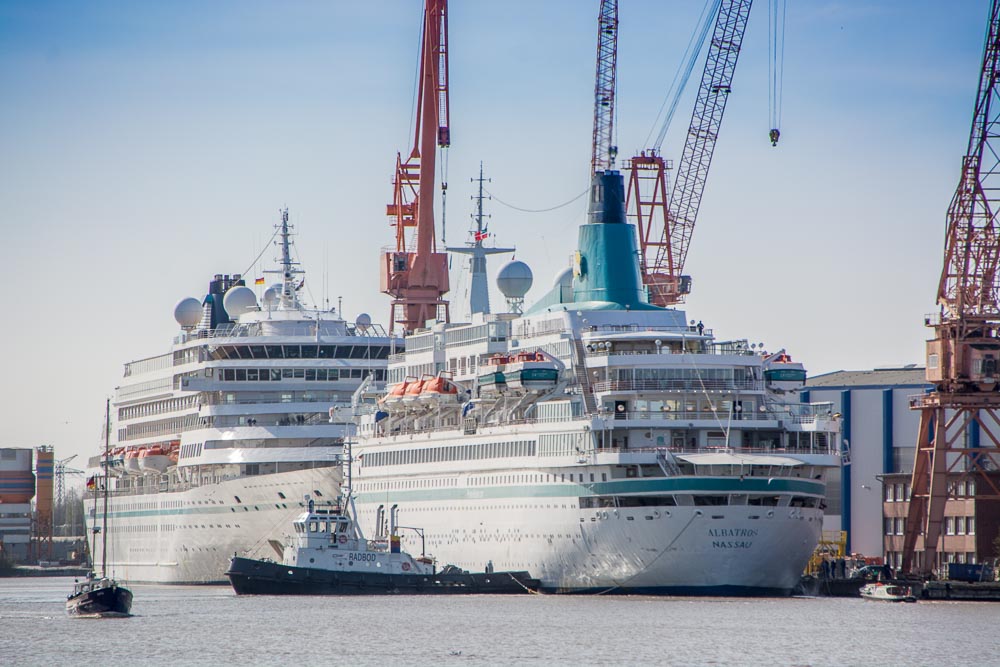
[[806, 367, 1000, 572]]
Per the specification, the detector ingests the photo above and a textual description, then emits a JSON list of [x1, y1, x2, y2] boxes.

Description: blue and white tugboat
[[226, 451, 538, 595]]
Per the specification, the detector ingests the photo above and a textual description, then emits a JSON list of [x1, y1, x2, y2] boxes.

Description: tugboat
[[227, 445, 539, 595], [67, 399, 133, 617]]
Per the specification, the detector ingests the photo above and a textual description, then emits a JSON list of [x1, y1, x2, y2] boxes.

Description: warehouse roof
[[806, 366, 930, 389]]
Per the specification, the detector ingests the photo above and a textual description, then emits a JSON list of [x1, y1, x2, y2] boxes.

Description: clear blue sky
[[0, 0, 990, 467]]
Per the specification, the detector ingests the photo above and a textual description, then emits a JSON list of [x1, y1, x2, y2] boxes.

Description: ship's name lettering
[[349, 552, 378, 562], [712, 540, 753, 549], [708, 528, 758, 538]]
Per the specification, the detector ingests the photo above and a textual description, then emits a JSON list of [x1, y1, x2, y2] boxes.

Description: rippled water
[[0, 577, 996, 666]]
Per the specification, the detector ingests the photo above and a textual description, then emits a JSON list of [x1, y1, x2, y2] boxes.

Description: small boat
[[401, 376, 430, 405], [859, 582, 917, 602], [227, 495, 539, 596], [66, 575, 134, 617], [68, 399, 133, 617], [379, 378, 413, 406], [477, 355, 510, 395]]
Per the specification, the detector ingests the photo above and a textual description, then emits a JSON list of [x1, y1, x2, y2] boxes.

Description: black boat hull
[[66, 583, 133, 617], [226, 557, 538, 595]]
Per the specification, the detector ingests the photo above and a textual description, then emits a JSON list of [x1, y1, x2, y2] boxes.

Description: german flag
[[86, 476, 96, 490], [254, 277, 265, 286]]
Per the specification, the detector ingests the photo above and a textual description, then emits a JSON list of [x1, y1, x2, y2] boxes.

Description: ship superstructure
[[85, 211, 395, 584]]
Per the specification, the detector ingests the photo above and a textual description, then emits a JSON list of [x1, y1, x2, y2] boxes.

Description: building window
[[894, 484, 903, 501], [945, 517, 955, 535], [884, 518, 893, 535], [885, 485, 893, 502], [967, 516, 976, 535], [957, 517, 966, 535]]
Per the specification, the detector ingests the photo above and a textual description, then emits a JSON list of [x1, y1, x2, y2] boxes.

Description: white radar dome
[[497, 260, 534, 298], [262, 286, 279, 307], [355, 313, 372, 331], [223, 285, 258, 317], [174, 297, 203, 328]]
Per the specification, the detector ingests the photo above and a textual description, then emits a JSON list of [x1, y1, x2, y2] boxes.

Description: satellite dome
[[553, 266, 573, 289], [223, 285, 258, 317], [355, 313, 372, 331], [497, 261, 534, 298], [174, 297, 202, 328], [262, 286, 279, 307]]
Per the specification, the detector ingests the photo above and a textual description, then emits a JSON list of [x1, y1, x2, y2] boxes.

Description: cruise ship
[[84, 211, 394, 584], [351, 171, 843, 595]]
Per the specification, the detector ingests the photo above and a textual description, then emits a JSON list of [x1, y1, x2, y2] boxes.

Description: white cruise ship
[[352, 171, 842, 595], [85, 211, 395, 584]]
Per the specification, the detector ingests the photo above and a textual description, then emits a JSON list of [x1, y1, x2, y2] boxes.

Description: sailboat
[[66, 398, 133, 617]]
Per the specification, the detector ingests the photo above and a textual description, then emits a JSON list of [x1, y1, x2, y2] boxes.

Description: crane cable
[[643, 0, 721, 152], [484, 186, 589, 214], [768, 0, 787, 146]]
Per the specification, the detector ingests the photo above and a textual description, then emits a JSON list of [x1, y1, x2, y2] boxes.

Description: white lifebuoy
[[338, 535, 347, 544], [401, 562, 411, 571]]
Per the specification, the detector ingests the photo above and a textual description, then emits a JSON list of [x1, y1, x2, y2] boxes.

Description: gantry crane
[[381, 0, 451, 335], [627, 0, 753, 306], [902, 0, 1000, 575]]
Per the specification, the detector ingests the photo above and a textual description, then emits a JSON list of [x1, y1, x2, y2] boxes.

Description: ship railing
[[590, 409, 774, 422], [594, 444, 840, 457], [591, 379, 763, 393], [583, 346, 756, 358]]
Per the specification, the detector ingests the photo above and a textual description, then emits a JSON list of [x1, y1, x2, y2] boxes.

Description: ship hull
[[354, 492, 822, 595], [226, 556, 538, 595], [84, 467, 343, 584]]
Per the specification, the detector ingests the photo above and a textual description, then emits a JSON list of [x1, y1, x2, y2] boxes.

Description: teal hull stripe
[[356, 477, 824, 504]]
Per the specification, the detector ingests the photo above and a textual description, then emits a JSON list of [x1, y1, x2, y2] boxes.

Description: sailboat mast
[[101, 397, 110, 578]]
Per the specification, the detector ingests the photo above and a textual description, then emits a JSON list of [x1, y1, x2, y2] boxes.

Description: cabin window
[[309, 521, 318, 532]]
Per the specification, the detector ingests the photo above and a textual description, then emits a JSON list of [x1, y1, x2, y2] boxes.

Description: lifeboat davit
[[123, 448, 143, 474], [139, 443, 172, 473]]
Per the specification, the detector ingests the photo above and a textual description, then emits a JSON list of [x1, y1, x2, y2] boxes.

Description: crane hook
[[769, 128, 780, 147]]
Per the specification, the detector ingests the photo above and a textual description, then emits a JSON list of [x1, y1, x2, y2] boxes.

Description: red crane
[[627, 0, 753, 306], [381, 0, 451, 335], [902, 0, 1000, 575]]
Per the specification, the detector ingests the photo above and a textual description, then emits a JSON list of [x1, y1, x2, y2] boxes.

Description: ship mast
[[101, 397, 110, 579], [266, 208, 303, 310], [446, 163, 514, 318]]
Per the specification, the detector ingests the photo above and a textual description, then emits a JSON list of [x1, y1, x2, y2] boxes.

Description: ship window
[[250, 345, 266, 358], [301, 345, 318, 359], [247, 369, 259, 381], [235, 369, 247, 381], [266, 345, 284, 358], [271, 369, 281, 381], [294, 369, 305, 379], [286, 346, 301, 358], [309, 521, 318, 532], [278, 492, 286, 499], [223, 369, 235, 381], [305, 370, 316, 381]]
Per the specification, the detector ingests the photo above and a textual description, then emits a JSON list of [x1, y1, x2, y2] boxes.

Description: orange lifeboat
[[419, 373, 459, 404], [380, 378, 413, 405], [402, 377, 429, 403]]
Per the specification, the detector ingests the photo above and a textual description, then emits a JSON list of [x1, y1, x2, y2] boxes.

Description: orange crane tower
[[627, 0, 753, 306], [381, 0, 451, 335], [902, 0, 1000, 574]]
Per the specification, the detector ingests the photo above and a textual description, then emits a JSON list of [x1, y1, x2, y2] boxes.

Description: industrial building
[[0, 448, 37, 560], [804, 366, 930, 557]]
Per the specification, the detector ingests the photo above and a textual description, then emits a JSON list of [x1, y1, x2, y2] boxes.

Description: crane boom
[[381, 0, 451, 335], [629, 0, 752, 306], [902, 0, 1000, 575], [592, 0, 618, 173]]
